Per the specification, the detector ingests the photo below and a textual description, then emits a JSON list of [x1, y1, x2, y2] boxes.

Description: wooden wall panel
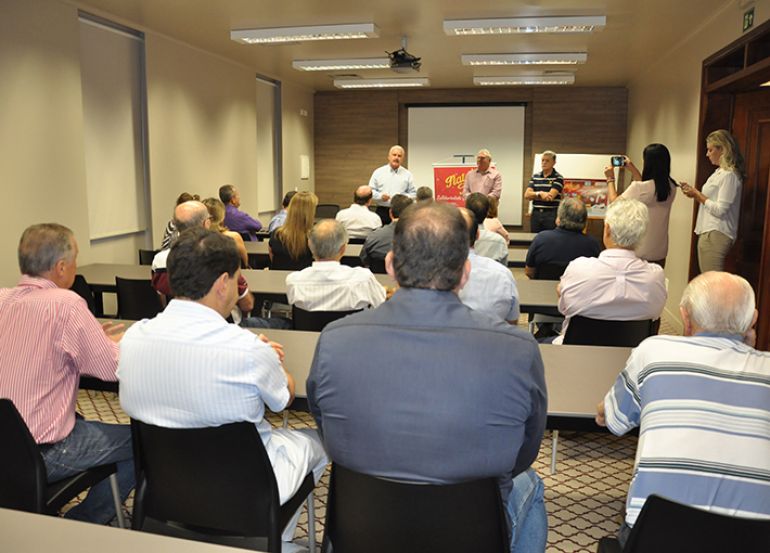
[[314, 87, 628, 211]]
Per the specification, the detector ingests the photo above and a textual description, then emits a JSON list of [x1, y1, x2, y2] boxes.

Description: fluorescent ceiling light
[[444, 16, 606, 35], [231, 23, 379, 44], [461, 53, 587, 66], [474, 74, 575, 86], [293, 58, 391, 71], [334, 78, 430, 89], [761, 80, 770, 87]]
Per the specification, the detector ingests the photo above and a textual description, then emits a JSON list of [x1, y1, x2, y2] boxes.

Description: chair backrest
[[138, 249, 160, 266], [367, 257, 387, 274], [131, 420, 282, 549], [292, 305, 362, 331], [315, 204, 340, 219], [347, 236, 366, 245], [325, 464, 508, 553], [563, 315, 654, 347], [623, 494, 770, 552], [70, 274, 96, 315], [0, 399, 47, 513], [534, 261, 568, 280], [115, 277, 162, 320], [238, 231, 253, 242]]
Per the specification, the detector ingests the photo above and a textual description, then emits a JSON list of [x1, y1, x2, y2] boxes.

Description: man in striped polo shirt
[[597, 271, 770, 546], [525, 150, 564, 232]]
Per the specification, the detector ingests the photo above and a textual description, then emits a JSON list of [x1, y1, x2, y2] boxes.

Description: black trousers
[[530, 208, 557, 233]]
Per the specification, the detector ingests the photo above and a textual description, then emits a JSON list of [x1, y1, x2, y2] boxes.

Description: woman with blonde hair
[[202, 197, 250, 268], [269, 191, 317, 270], [681, 129, 745, 273]]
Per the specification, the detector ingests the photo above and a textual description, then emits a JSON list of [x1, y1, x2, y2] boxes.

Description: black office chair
[[238, 231, 253, 242], [534, 261, 568, 280], [596, 494, 770, 553], [347, 237, 366, 245], [563, 316, 655, 347], [292, 305, 362, 331], [315, 204, 340, 219], [367, 258, 387, 274], [131, 419, 317, 553], [0, 399, 125, 526], [138, 249, 160, 266], [323, 464, 508, 553], [70, 274, 96, 315], [115, 277, 163, 320]]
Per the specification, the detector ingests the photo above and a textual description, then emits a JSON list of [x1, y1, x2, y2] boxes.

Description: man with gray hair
[[286, 219, 385, 311], [553, 198, 666, 344], [463, 148, 502, 199], [525, 150, 563, 232], [524, 197, 601, 279], [596, 272, 770, 547], [0, 224, 134, 524]]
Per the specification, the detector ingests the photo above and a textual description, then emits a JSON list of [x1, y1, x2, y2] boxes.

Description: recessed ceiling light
[[461, 53, 587, 66], [444, 16, 606, 35], [333, 78, 430, 89], [231, 23, 379, 44], [292, 58, 391, 71], [474, 74, 575, 86]]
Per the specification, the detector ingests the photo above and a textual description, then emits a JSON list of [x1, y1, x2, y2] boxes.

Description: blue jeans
[[506, 469, 548, 553], [40, 417, 135, 524]]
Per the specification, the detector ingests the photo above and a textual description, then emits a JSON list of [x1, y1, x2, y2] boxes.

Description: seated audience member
[[360, 194, 413, 268], [219, 183, 262, 240], [161, 192, 198, 249], [484, 196, 509, 242], [308, 201, 547, 553], [269, 191, 317, 271], [268, 190, 297, 234], [119, 228, 327, 545], [286, 219, 385, 311], [597, 271, 770, 548], [335, 185, 382, 238], [525, 197, 601, 279], [416, 186, 433, 202], [466, 192, 508, 265], [152, 201, 255, 320], [554, 198, 666, 344], [202, 197, 249, 267], [0, 224, 134, 524], [458, 208, 519, 323]]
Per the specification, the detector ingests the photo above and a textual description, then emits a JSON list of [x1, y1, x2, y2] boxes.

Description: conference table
[[0, 508, 262, 553], [76, 263, 559, 316]]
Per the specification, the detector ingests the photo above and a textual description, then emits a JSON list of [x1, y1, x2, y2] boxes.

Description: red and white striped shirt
[[0, 276, 119, 444]]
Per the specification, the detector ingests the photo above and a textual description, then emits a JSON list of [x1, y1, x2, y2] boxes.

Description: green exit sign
[[743, 7, 755, 32]]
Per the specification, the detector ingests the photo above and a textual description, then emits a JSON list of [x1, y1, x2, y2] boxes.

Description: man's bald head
[[354, 185, 373, 206], [680, 272, 756, 336], [174, 201, 211, 233], [308, 219, 348, 261]]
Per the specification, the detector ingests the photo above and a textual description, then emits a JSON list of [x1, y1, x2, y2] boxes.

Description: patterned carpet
[[75, 391, 637, 553]]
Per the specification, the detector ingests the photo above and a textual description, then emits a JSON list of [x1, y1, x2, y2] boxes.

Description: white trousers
[[266, 428, 328, 542]]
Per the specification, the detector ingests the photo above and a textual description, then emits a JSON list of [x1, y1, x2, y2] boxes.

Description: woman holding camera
[[604, 143, 676, 267], [680, 129, 745, 273]]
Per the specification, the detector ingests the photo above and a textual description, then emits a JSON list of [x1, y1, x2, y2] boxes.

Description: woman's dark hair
[[641, 143, 674, 202]]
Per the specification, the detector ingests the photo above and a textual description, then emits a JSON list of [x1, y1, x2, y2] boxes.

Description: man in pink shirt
[[463, 148, 502, 200], [0, 224, 134, 523], [553, 199, 667, 344]]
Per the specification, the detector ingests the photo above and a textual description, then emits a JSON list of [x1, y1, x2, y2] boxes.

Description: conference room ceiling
[[76, 0, 732, 91]]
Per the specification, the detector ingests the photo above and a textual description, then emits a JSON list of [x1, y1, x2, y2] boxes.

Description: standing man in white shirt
[[369, 144, 416, 225], [463, 149, 502, 200], [287, 219, 386, 311], [334, 185, 383, 238]]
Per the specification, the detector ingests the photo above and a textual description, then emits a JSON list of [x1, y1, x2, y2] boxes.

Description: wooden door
[[731, 89, 770, 350]]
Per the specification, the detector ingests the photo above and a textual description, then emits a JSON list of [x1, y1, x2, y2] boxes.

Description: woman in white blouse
[[681, 129, 745, 273], [604, 143, 676, 267]]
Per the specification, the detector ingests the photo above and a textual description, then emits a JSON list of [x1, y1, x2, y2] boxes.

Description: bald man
[[335, 185, 383, 238], [369, 145, 417, 225], [597, 272, 769, 547]]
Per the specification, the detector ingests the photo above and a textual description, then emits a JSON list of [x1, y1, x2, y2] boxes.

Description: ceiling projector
[[387, 47, 422, 73]]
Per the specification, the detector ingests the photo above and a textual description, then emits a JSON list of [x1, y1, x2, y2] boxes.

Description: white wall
[[626, 0, 770, 331]]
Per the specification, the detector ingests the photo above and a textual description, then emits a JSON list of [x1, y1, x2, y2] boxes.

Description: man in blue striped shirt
[[597, 272, 770, 546]]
